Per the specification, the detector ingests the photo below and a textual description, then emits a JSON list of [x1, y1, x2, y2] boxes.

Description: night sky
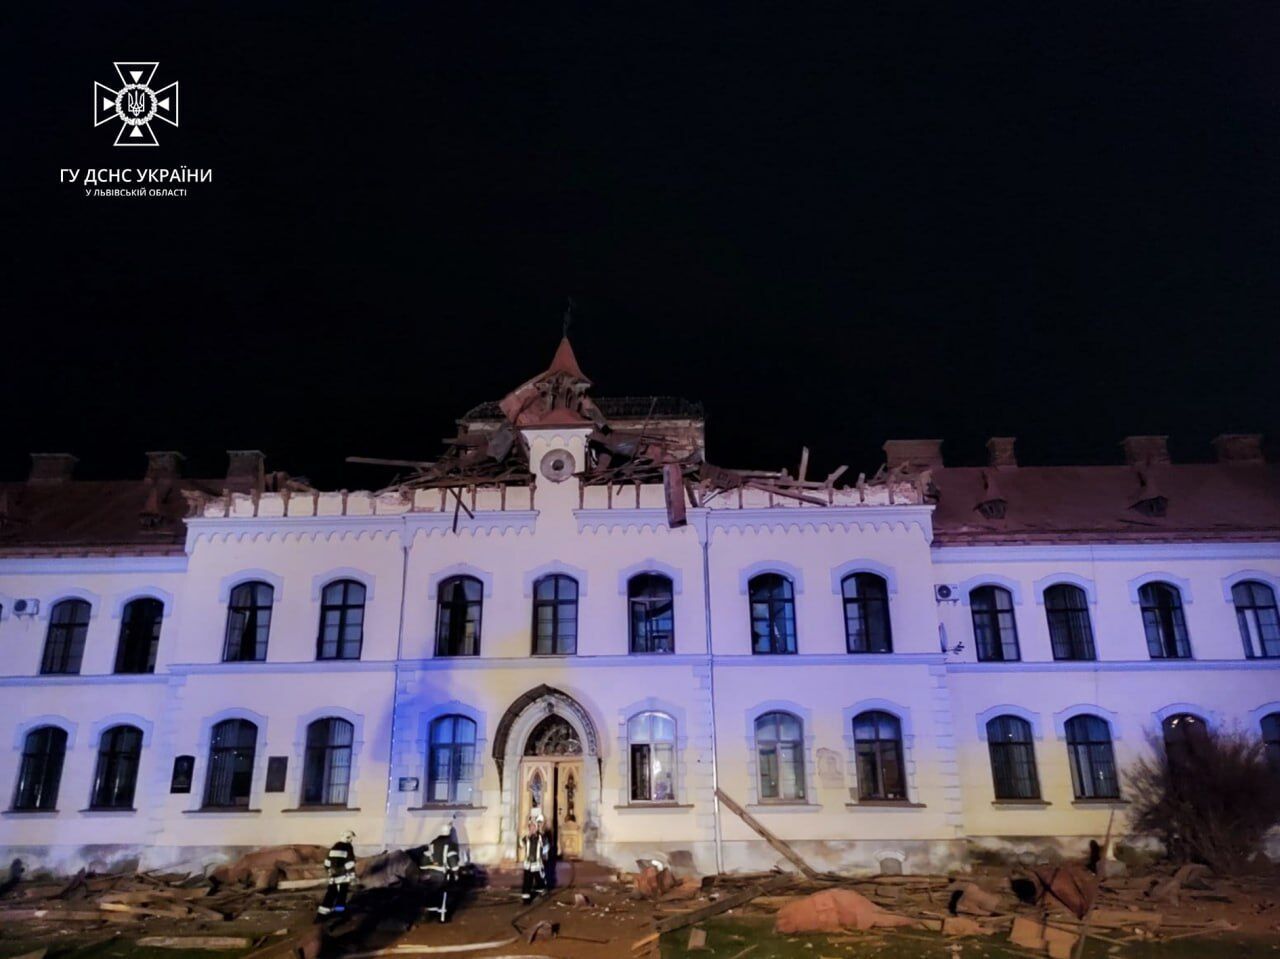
[[5, 3, 1278, 487]]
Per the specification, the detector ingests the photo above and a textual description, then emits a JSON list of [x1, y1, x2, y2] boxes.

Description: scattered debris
[[716, 788, 820, 879], [774, 889, 916, 934]]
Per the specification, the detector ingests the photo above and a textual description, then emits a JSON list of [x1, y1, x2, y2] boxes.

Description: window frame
[[627, 711, 677, 803], [222, 581, 274, 663], [1261, 712, 1280, 770], [1064, 714, 1120, 800], [852, 710, 906, 801], [203, 719, 258, 809], [748, 574, 797, 655], [434, 575, 483, 657], [426, 714, 477, 805], [1161, 712, 1208, 771], [531, 574, 578, 656], [1233, 581, 1280, 659], [1043, 584, 1096, 661], [316, 579, 366, 661], [970, 586, 1021, 662], [11, 726, 68, 811], [841, 573, 892, 654], [114, 597, 163, 674], [1138, 582, 1192, 660], [628, 574, 675, 655], [41, 599, 92, 675], [91, 724, 143, 810], [754, 710, 806, 802], [300, 717, 354, 807], [986, 715, 1041, 800]]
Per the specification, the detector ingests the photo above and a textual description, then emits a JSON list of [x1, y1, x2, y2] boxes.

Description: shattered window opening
[[436, 575, 483, 657], [749, 573, 797, 655], [628, 573, 675, 654]]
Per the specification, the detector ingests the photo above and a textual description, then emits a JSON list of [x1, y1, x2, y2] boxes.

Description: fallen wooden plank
[[343, 940, 518, 957], [136, 937, 252, 950], [276, 877, 328, 890], [715, 788, 819, 879], [654, 874, 794, 934], [0, 907, 126, 922]]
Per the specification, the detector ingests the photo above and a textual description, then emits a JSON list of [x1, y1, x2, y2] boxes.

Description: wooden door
[[555, 760, 583, 859], [518, 759, 552, 835]]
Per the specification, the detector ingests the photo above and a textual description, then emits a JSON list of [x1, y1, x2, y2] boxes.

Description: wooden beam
[[653, 874, 794, 934], [715, 788, 820, 879]]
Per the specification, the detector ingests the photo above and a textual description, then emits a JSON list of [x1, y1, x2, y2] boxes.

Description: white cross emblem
[[94, 62, 179, 147]]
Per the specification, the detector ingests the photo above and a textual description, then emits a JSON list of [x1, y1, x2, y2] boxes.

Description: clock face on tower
[[539, 449, 576, 483]]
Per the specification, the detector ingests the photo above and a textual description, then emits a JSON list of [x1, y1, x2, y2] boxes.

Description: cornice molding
[[185, 511, 539, 549], [575, 506, 933, 540]]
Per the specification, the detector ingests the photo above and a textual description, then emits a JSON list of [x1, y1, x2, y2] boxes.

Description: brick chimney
[[226, 450, 265, 493], [145, 450, 184, 482], [883, 439, 944, 471], [1121, 435, 1170, 467], [986, 437, 1018, 468], [1211, 433, 1264, 465], [28, 453, 78, 484]]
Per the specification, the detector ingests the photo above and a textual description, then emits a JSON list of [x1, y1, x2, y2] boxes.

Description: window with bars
[[1233, 581, 1280, 659], [223, 581, 273, 662], [841, 574, 892, 653], [427, 715, 476, 804], [1262, 713, 1280, 771], [628, 711, 676, 802], [970, 586, 1020, 661], [1064, 714, 1119, 799], [755, 711, 805, 801], [203, 719, 257, 808], [317, 580, 365, 660], [41, 599, 91, 675], [301, 718, 354, 806], [115, 598, 163, 674], [1139, 582, 1192, 659], [749, 574, 797, 654], [628, 574, 675, 654], [1043, 584, 1096, 661], [435, 576, 483, 657], [986, 715, 1040, 800], [91, 725, 143, 809], [532, 574, 578, 655], [852, 710, 906, 801], [12, 726, 67, 811]]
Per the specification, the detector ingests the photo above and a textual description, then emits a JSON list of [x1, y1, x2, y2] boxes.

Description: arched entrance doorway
[[493, 685, 600, 862]]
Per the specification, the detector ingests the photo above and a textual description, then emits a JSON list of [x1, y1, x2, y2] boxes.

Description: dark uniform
[[317, 835, 356, 916], [519, 821, 550, 903], [421, 826, 461, 922]]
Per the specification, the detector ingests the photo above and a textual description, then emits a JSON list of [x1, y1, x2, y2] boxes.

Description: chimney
[[226, 450, 265, 493], [1211, 433, 1264, 465], [145, 450, 184, 482], [986, 437, 1018, 468], [28, 453, 78, 484], [1122, 435, 1170, 467], [883, 439, 944, 472]]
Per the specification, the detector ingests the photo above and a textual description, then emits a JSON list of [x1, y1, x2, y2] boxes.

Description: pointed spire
[[547, 336, 590, 384]]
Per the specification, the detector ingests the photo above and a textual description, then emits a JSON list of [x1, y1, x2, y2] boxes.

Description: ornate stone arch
[[492, 684, 600, 787]]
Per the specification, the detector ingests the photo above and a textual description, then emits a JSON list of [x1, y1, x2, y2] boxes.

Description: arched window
[[12, 726, 67, 811], [203, 719, 257, 808], [435, 576, 483, 657], [1064, 715, 1119, 799], [317, 580, 365, 660], [986, 715, 1040, 800], [1261, 713, 1280, 770], [628, 574, 675, 654], [852, 710, 906, 801], [223, 582, 273, 662], [1161, 712, 1208, 771], [91, 725, 143, 809], [1139, 583, 1191, 659], [842, 574, 892, 653], [755, 711, 805, 801], [1044, 585, 1095, 661], [970, 586, 1020, 662], [115, 598, 163, 674], [628, 711, 676, 802], [302, 718, 354, 806], [532, 574, 578, 655], [1233, 581, 1280, 659], [41, 599, 91, 675], [749, 574, 797, 655], [427, 715, 477, 804]]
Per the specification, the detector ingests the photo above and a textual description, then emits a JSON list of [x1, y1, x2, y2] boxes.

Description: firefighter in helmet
[[317, 830, 357, 918]]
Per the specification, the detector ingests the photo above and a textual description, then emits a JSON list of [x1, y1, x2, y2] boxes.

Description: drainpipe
[[384, 527, 411, 836], [698, 513, 725, 875]]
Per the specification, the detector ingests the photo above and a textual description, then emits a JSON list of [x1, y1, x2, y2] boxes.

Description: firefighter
[[519, 812, 550, 904], [421, 823, 461, 922], [317, 830, 357, 918]]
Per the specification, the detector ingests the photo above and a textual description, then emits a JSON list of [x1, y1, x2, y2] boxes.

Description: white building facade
[[2, 347, 1277, 876]]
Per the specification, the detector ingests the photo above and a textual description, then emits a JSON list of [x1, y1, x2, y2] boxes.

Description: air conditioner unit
[[12, 598, 40, 617], [934, 584, 960, 603]]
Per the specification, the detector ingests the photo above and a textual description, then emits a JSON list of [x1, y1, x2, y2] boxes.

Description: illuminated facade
[[1, 344, 1277, 875]]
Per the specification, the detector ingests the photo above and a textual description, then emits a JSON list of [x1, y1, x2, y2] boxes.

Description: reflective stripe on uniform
[[328, 849, 348, 858]]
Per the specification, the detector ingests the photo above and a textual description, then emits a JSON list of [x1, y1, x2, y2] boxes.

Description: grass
[[659, 915, 1280, 958]]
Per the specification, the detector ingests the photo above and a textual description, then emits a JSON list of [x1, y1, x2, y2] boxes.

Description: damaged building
[[0, 338, 1277, 876]]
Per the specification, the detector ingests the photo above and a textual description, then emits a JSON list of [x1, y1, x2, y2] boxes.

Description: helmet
[[438, 824, 451, 837], [341, 830, 356, 843]]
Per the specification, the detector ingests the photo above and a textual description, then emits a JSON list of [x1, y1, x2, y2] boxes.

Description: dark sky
[[4, 3, 1278, 487]]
